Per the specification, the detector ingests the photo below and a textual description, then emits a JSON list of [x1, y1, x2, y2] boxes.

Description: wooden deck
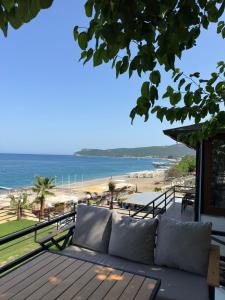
[[0, 252, 160, 300]]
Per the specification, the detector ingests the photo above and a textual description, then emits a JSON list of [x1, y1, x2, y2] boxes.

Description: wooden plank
[[119, 275, 145, 300], [11, 256, 73, 300], [104, 272, 134, 300], [134, 277, 157, 300], [57, 265, 100, 300], [26, 258, 84, 300], [73, 266, 114, 300], [207, 244, 220, 287], [0, 253, 58, 294], [88, 269, 123, 300], [41, 262, 93, 300], [0, 252, 51, 286], [2, 255, 66, 300]]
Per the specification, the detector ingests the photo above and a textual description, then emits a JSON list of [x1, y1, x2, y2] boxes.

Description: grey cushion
[[108, 212, 158, 264], [72, 204, 112, 253], [155, 217, 211, 276], [61, 245, 209, 300]]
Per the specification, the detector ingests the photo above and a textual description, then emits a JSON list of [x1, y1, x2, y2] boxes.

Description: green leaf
[[141, 82, 150, 98], [85, 0, 93, 17], [222, 28, 225, 39], [150, 70, 161, 86], [184, 92, 193, 106], [130, 107, 137, 123], [217, 21, 224, 33], [93, 49, 102, 67], [40, 0, 54, 9], [2, 0, 14, 12], [174, 72, 183, 82], [215, 81, 225, 93], [193, 88, 203, 104], [190, 72, 200, 78], [83, 48, 93, 64], [116, 61, 122, 78], [157, 108, 166, 122], [185, 83, 192, 92], [170, 92, 181, 105], [17, 0, 30, 23], [207, 4, 219, 22], [78, 32, 88, 50], [29, 0, 41, 19], [73, 26, 79, 41], [201, 15, 209, 29], [205, 85, 214, 93], [178, 78, 185, 90], [7, 8, 23, 29], [79, 50, 87, 61], [0, 7, 8, 36], [120, 56, 129, 74], [149, 86, 158, 102]]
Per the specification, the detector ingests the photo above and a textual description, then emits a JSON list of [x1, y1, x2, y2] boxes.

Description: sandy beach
[[0, 170, 166, 208]]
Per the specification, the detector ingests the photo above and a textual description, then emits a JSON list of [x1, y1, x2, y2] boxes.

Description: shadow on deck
[[162, 201, 194, 222]]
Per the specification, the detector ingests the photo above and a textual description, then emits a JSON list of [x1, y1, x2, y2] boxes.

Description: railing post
[[34, 224, 37, 242], [73, 203, 76, 222], [173, 185, 176, 202], [152, 201, 155, 218], [48, 208, 50, 222], [164, 192, 167, 211]]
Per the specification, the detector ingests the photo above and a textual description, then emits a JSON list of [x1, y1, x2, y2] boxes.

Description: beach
[[0, 169, 166, 208]]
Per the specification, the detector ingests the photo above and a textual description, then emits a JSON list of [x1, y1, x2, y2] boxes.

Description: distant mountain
[[74, 144, 195, 158]]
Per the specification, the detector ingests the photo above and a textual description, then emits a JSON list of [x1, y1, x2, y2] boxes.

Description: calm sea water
[[0, 153, 164, 189]]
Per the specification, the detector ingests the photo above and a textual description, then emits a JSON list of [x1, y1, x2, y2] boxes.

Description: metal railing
[[131, 186, 175, 219], [0, 209, 76, 275]]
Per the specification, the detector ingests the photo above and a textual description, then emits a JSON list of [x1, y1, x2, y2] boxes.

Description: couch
[[61, 204, 220, 300]]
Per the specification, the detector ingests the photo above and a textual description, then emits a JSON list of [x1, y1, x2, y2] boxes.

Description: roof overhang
[[164, 123, 225, 149]]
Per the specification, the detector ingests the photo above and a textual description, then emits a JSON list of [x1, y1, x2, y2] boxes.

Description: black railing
[[131, 186, 175, 219], [0, 210, 76, 275]]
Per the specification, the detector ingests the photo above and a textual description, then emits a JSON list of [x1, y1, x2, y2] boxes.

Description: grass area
[[0, 219, 59, 267], [0, 220, 37, 237]]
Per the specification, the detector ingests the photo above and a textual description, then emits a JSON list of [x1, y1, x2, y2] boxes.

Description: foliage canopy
[[166, 155, 196, 178], [1, 0, 225, 141]]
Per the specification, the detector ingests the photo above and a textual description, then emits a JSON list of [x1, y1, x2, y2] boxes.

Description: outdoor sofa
[[61, 204, 220, 300]]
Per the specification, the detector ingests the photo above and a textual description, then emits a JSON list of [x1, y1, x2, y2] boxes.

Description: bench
[[59, 204, 220, 300], [36, 221, 76, 250]]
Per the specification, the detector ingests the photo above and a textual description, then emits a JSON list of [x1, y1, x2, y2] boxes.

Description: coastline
[[0, 169, 166, 208]]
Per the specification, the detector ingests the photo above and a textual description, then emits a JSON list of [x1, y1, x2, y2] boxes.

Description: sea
[[0, 153, 167, 189]]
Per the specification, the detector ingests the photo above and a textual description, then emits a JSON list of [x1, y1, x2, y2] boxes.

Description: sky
[[0, 1, 225, 155]]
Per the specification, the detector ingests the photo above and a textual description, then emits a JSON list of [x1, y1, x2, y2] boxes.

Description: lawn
[[0, 220, 58, 267], [0, 220, 37, 237]]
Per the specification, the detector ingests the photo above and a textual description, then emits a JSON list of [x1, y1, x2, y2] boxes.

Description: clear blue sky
[[0, 1, 224, 155]]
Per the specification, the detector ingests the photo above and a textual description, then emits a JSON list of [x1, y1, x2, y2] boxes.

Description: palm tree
[[108, 181, 116, 209], [32, 176, 55, 219], [9, 193, 30, 221]]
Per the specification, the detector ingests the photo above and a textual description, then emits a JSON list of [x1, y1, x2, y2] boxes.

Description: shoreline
[[0, 169, 166, 208]]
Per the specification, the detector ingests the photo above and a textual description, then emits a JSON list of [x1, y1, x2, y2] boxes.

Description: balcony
[[0, 186, 224, 300]]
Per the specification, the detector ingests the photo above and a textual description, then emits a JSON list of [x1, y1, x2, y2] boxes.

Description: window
[[203, 137, 225, 216]]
